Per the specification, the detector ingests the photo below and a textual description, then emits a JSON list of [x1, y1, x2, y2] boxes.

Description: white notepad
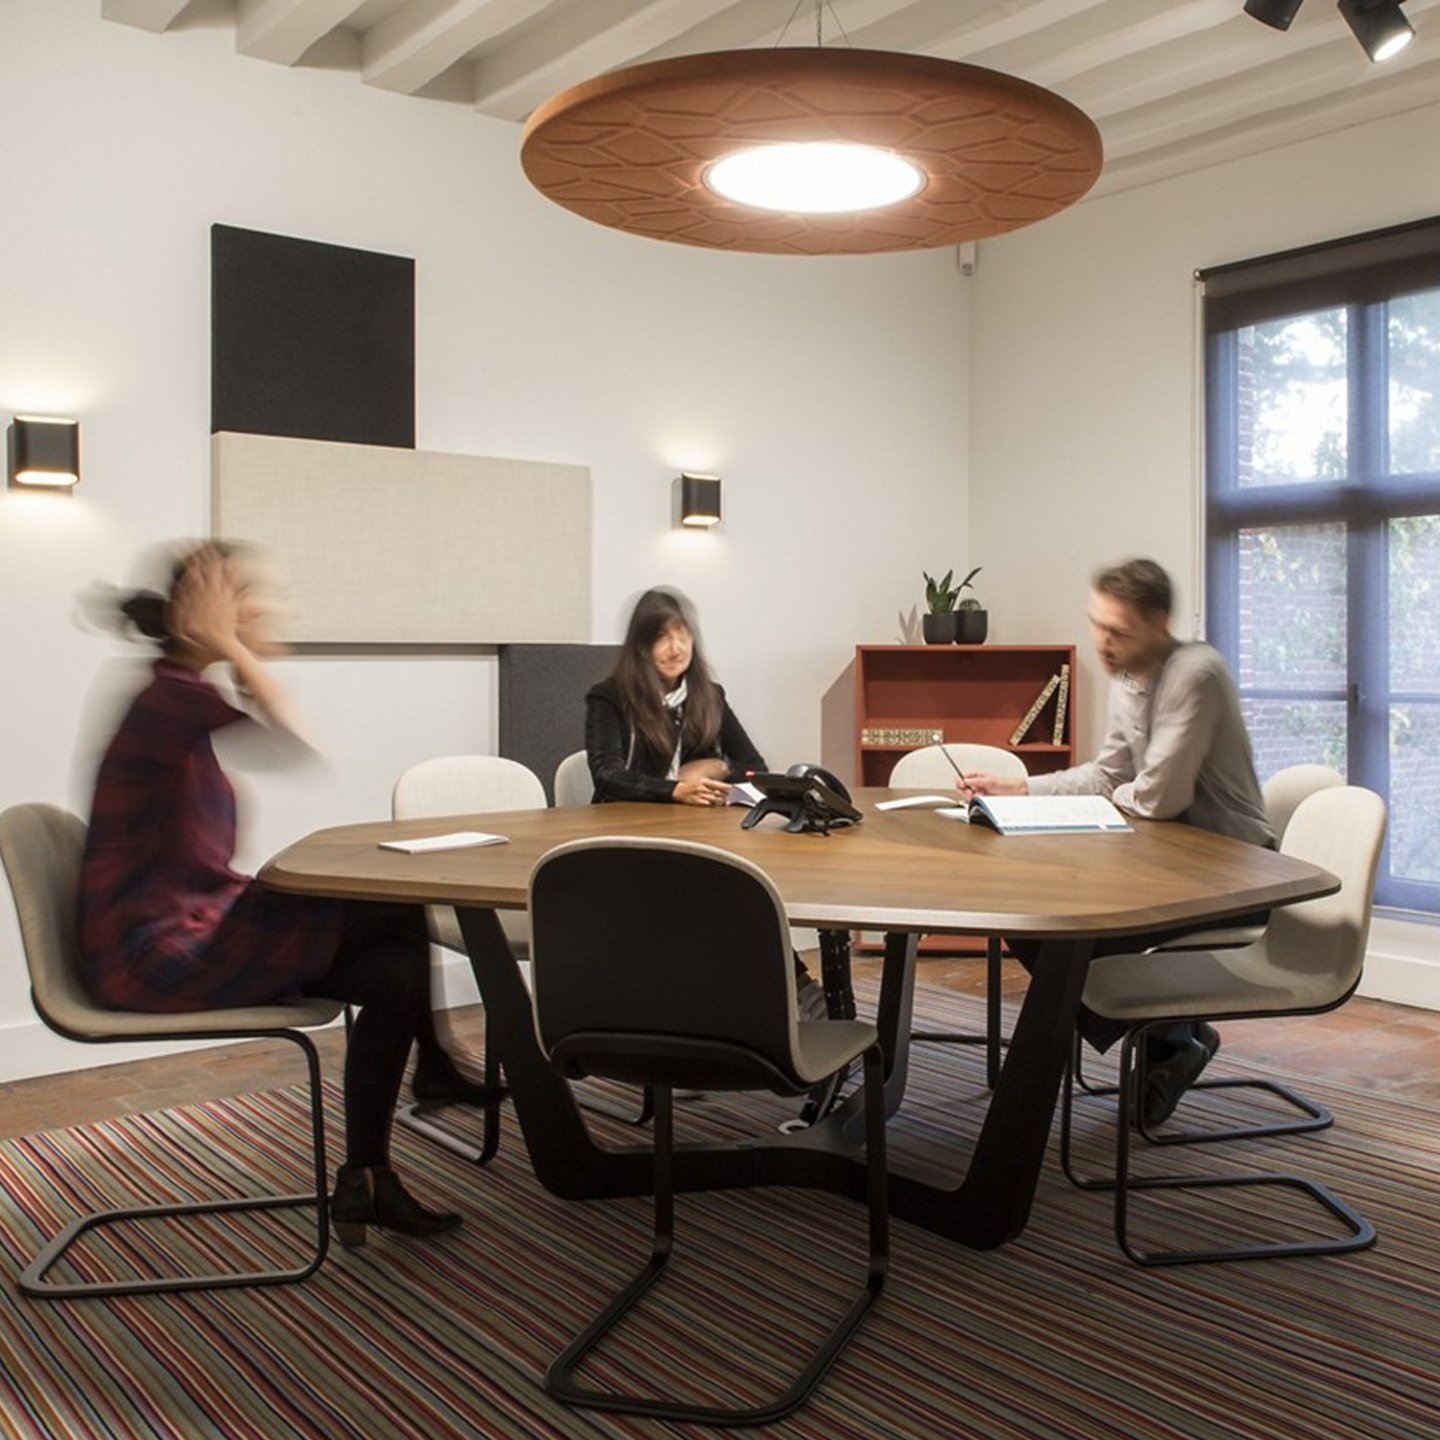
[[379, 831, 509, 853]]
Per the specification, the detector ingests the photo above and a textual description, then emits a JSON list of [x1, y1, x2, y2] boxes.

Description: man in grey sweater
[[962, 557, 1274, 1125]]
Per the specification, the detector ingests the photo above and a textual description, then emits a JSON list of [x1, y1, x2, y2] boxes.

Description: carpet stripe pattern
[[1, 984, 1436, 1439]]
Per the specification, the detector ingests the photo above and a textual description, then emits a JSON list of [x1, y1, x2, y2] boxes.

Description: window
[[1203, 219, 1440, 914]]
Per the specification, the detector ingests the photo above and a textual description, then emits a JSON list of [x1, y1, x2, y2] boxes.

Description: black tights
[[303, 900, 457, 1168]]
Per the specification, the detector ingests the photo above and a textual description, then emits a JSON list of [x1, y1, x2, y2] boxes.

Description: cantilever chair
[[529, 837, 888, 1426], [888, 741, 1029, 1087], [1146, 763, 1346, 955], [0, 803, 340, 1299], [552, 748, 594, 807], [1060, 785, 1387, 1266], [391, 754, 543, 1162]]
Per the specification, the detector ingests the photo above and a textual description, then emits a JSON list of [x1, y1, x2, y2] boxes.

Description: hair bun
[[120, 590, 169, 641]]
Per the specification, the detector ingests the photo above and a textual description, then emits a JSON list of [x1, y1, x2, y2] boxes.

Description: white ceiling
[[103, 0, 1440, 196]]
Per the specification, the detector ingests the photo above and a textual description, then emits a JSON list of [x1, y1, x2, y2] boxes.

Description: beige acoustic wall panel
[[212, 432, 590, 643]]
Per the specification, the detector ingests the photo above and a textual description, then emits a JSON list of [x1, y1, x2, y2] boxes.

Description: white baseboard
[[3, 926, 1432, 1085]]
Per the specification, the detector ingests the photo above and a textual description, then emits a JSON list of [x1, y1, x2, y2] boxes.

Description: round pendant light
[[520, 48, 1103, 256]]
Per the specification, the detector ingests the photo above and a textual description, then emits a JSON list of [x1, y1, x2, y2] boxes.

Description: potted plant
[[922, 570, 959, 643], [954, 566, 988, 644]]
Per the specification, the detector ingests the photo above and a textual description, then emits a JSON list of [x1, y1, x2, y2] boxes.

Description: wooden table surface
[[261, 788, 1335, 939]]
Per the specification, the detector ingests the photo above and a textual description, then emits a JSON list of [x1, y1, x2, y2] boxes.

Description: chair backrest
[[0, 803, 99, 1038], [1265, 785, 1387, 1002], [888, 742, 1028, 789], [1262, 763, 1345, 842], [552, 749, 594, 807], [392, 754, 546, 820], [529, 837, 806, 1093]]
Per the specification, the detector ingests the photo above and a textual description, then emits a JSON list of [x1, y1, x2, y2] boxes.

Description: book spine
[[1051, 663, 1071, 746], [1009, 672, 1061, 746]]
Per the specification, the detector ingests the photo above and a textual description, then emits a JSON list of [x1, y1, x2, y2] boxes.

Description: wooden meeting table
[[260, 790, 1336, 1250]]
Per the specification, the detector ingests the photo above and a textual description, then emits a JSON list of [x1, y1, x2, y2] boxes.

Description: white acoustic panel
[[211, 432, 590, 644]]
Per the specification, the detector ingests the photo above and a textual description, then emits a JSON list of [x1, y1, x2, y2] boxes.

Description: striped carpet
[[1, 985, 1436, 1440]]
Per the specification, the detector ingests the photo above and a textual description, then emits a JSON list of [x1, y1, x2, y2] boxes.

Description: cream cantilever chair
[[0, 804, 341, 1298], [1060, 785, 1387, 1266], [552, 749, 594, 807], [1148, 763, 1346, 954], [530, 837, 888, 1425], [888, 742, 1029, 1088], [391, 754, 545, 1162]]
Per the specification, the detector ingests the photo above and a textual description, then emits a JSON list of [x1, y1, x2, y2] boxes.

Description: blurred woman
[[79, 543, 496, 1247], [585, 587, 765, 804]]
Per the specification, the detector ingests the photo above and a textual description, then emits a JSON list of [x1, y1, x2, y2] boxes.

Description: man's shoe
[[1196, 1022, 1222, 1061], [1139, 1037, 1214, 1129]]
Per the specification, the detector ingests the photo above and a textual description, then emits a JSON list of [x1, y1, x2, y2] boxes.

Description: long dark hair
[[117, 541, 239, 651], [611, 588, 722, 762]]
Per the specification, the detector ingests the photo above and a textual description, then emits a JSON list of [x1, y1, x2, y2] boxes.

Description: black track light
[[1337, 1, 1415, 62], [1244, 0, 1306, 29]]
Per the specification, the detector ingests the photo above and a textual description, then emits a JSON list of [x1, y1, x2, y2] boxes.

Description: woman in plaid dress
[[79, 544, 496, 1245]]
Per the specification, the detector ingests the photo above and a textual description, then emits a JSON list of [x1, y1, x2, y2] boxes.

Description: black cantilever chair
[[529, 836, 888, 1426], [0, 803, 340, 1298]]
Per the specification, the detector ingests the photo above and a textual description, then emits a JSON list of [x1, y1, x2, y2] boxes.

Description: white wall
[[0, 3, 968, 1078], [967, 99, 1440, 1005]]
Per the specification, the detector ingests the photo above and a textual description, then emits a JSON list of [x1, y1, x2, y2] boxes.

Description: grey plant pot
[[922, 612, 958, 644], [955, 609, 989, 644]]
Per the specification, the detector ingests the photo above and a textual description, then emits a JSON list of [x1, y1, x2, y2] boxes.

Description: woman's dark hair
[[118, 541, 238, 649], [611, 588, 722, 763]]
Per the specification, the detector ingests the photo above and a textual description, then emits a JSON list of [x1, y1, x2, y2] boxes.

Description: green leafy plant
[[925, 566, 981, 613]]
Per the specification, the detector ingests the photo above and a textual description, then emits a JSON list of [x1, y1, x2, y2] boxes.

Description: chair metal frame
[[531, 836, 889, 1425], [1, 803, 338, 1300], [1057, 785, 1385, 1266]]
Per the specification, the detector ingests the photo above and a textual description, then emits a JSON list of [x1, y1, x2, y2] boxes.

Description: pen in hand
[[937, 745, 973, 796]]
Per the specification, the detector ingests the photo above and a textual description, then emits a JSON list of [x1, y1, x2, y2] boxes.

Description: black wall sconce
[[675, 471, 721, 529], [7, 416, 81, 490]]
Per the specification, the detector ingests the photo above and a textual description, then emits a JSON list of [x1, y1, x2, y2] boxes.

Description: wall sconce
[[675, 472, 721, 529], [7, 416, 80, 490]]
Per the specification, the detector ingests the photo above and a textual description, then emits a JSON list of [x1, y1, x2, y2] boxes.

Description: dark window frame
[[1201, 218, 1440, 915]]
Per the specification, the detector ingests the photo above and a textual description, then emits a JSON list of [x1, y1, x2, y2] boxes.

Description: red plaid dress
[[78, 662, 343, 1012]]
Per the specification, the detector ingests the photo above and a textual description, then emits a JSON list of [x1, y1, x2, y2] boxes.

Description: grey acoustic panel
[[499, 644, 620, 803], [212, 432, 590, 644]]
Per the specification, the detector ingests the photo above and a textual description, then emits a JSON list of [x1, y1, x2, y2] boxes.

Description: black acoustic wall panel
[[211, 224, 415, 447], [498, 644, 621, 803]]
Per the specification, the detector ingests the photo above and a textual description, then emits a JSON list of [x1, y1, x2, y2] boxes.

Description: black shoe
[[1196, 1022, 1222, 1061], [411, 1060, 507, 1110], [1138, 1037, 1214, 1129], [330, 1164, 462, 1249]]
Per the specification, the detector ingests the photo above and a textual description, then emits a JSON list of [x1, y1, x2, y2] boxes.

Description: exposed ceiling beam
[[362, 0, 553, 94], [236, 0, 368, 66], [101, 0, 194, 33], [470, 0, 738, 121]]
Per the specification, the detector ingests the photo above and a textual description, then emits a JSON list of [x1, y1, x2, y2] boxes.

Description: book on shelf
[[937, 794, 1132, 835], [1009, 672, 1062, 746], [1051, 663, 1071, 746], [860, 726, 944, 747]]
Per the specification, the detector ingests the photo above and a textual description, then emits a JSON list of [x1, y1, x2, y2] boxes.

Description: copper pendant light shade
[[520, 48, 1103, 256]]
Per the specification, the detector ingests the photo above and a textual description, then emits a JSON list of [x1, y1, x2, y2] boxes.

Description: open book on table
[[937, 794, 1132, 834]]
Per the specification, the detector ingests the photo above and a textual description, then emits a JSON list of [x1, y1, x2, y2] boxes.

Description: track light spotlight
[[1243, 0, 1306, 29], [1338, 1, 1415, 62]]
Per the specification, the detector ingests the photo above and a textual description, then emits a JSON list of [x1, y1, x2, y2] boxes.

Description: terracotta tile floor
[[2, 954, 1437, 1141]]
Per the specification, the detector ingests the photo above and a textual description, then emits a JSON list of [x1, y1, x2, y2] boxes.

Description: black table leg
[[460, 905, 1089, 1248]]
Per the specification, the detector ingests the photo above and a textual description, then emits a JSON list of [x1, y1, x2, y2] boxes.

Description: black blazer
[[584, 676, 766, 803]]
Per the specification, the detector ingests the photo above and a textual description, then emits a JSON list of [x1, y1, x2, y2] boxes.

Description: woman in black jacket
[[585, 588, 765, 804]]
